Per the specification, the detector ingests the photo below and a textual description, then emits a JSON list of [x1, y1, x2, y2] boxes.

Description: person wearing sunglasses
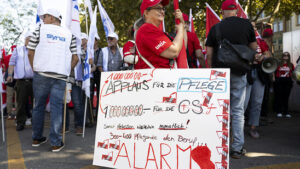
[[135, 0, 185, 69], [97, 32, 123, 72]]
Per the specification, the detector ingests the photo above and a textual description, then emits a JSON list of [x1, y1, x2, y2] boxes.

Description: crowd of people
[[1, 0, 298, 158]]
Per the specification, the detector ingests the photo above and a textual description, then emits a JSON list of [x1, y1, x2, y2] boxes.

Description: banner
[[205, 3, 221, 38], [66, 0, 82, 55], [173, 0, 188, 68], [93, 69, 230, 169], [97, 0, 115, 38], [236, 0, 248, 19]]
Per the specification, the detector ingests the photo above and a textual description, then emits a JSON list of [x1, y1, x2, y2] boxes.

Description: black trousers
[[16, 79, 33, 126], [273, 78, 293, 115]]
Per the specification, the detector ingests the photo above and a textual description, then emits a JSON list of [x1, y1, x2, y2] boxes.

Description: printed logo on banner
[[97, 139, 109, 149], [210, 70, 227, 80], [163, 92, 177, 103]]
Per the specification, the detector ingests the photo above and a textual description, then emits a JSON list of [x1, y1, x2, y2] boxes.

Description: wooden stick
[[62, 84, 67, 144]]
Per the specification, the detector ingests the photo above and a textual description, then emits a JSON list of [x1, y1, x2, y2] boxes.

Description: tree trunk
[[268, 0, 281, 23], [253, 0, 273, 22]]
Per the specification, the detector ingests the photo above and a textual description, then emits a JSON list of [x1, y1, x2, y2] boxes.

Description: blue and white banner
[[36, 0, 44, 24], [97, 0, 115, 38], [66, 0, 82, 55], [83, 6, 99, 97]]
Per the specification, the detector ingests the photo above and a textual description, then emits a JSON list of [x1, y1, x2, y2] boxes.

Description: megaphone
[[261, 57, 278, 73]]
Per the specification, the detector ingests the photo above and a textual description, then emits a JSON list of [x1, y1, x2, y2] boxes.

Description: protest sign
[[93, 69, 230, 169]]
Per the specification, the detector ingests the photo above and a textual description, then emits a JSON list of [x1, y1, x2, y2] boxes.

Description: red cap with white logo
[[140, 0, 169, 16]]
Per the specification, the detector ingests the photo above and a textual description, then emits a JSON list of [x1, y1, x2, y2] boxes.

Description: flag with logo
[[97, 0, 115, 37], [36, 0, 44, 24], [83, 6, 99, 97], [66, 0, 82, 55], [173, 0, 189, 68], [206, 3, 221, 38]]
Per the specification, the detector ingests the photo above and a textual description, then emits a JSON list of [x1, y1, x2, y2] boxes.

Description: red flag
[[173, 0, 188, 68], [206, 3, 221, 38], [236, 1, 248, 19]]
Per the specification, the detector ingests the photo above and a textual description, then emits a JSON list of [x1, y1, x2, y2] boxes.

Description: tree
[[80, 0, 300, 46], [0, 0, 36, 51]]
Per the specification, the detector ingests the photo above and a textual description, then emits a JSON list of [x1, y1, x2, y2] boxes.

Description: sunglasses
[[107, 37, 114, 41], [147, 7, 165, 12]]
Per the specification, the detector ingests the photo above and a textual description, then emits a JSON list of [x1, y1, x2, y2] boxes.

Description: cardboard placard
[[93, 69, 230, 169]]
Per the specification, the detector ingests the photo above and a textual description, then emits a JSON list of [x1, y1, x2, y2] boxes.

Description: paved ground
[[0, 110, 300, 169]]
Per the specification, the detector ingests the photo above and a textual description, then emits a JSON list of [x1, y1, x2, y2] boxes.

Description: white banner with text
[[93, 69, 230, 169]]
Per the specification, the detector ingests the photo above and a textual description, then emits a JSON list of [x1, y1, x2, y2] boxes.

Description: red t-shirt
[[122, 40, 145, 69], [135, 23, 173, 69], [276, 63, 295, 78], [187, 32, 202, 68]]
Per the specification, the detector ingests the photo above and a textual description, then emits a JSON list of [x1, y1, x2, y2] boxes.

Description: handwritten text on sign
[[93, 69, 230, 169]]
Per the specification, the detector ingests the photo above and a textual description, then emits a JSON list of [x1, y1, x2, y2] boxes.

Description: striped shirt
[[27, 25, 77, 55]]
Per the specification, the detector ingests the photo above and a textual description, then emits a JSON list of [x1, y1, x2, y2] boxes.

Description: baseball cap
[[107, 32, 119, 40], [183, 13, 189, 22], [221, 0, 238, 10], [81, 33, 88, 40], [140, 0, 169, 16], [262, 28, 273, 38], [44, 8, 62, 21]]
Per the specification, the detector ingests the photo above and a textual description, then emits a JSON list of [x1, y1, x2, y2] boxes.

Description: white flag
[[83, 6, 99, 97], [36, 0, 44, 24], [97, 0, 115, 38], [84, 0, 93, 20], [189, 8, 193, 32], [66, 0, 82, 55]]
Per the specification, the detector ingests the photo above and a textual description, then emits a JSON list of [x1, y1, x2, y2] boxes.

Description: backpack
[[215, 23, 256, 75]]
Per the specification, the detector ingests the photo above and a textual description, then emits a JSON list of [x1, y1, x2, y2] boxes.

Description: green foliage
[[80, 0, 300, 47], [0, 0, 36, 49]]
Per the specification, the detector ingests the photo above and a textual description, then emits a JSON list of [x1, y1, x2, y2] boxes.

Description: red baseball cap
[[262, 28, 273, 38], [140, 0, 169, 16], [221, 0, 238, 10], [183, 13, 189, 22]]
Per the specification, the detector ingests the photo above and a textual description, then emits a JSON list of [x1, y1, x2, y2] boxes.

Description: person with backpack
[[205, 0, 257, 159]]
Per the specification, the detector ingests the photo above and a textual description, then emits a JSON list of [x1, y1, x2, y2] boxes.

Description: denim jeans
[[32, 73, 66, 146], [230, 73, 247, 152], [244, 69, 265, 126], [64, 84, 84, 129]]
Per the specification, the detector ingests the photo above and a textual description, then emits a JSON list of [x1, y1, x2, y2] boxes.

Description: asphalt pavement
[[0, 110, 300, 169]]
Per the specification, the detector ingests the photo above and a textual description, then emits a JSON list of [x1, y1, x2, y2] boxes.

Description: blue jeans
[[65, 84, 84, 129], [32, 73, 66, 146], [244, 69, 265, 126], [230, 73, 247, 152]]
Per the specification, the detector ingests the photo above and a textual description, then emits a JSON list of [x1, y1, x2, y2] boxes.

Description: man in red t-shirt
[[182, 13, 206, 68]]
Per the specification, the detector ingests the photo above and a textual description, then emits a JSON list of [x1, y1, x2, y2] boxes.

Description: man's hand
[[6, 76, 13, 83], [255, 53, 264, 62]]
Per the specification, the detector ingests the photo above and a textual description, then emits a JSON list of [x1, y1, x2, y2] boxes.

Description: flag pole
[[82, 96, 87, 138], [84, 0, 89, 35], [62, 84, 67, 144]]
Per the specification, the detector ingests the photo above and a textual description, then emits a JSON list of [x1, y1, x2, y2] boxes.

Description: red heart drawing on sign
[[191, 145, 215, 169]]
